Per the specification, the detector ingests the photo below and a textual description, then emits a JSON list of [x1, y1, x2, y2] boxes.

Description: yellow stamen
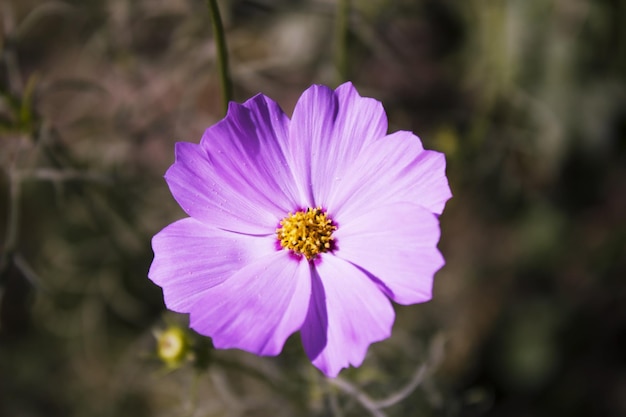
[[276, 207, 337, 260]]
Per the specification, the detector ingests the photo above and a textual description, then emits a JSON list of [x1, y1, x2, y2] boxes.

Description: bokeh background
[[1, 0, 625, 416]]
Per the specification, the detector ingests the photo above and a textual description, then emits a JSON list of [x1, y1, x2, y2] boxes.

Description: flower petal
[[334, 202, 444, 305], [327, 131, 451, 218], [288, 82, 388, 206], [300, 256, 395, 377], [165, 94, 299, 234], [149, 217, 274, 312], [189, 251, 311, 356]]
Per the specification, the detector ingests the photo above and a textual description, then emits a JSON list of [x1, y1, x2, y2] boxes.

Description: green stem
[[0, 171, 20, 275], [335, 0, 350, 83], [207, 0, 233, 115]]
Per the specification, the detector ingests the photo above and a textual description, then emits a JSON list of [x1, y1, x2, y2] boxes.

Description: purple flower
[[148, 82, 451, 377]]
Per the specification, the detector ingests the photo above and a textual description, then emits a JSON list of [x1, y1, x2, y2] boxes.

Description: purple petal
[[334, 202, 444, 305], [327, 131, 451, 219], [189, 251, 311, 356], [165, 94, 299, 234], [149, 217, 274, 312], [301, 256, 395, 377], [288, 82, 388, 206]]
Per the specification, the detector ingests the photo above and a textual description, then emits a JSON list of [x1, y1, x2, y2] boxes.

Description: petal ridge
[[334, 202, 444, 305], [301, 256, 395, 377], [289, 83, 389, 207], [189, 251, 312, 356], [329, 130, 452, 219], [149, 218, 275, 312]]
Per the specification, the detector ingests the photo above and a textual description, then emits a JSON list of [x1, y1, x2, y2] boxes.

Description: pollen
[[276, 207, 337, 260]]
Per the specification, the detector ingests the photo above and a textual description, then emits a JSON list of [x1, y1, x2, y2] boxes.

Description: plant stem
[[207, 0, 233, 115], [335, 0, 350, 83], [0, 170, 21, 275]]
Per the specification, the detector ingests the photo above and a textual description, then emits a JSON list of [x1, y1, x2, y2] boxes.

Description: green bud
[[155, 326, 191, 369]]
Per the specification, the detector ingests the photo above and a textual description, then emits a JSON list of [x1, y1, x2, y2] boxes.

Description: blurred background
[[1, 0, 625, 416]]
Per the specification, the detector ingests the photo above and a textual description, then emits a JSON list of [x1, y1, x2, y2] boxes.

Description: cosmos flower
[[148, 82, 451, 377]]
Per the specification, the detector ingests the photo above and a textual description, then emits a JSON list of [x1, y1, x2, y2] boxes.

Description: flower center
[[276, 207, 337, 260]]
